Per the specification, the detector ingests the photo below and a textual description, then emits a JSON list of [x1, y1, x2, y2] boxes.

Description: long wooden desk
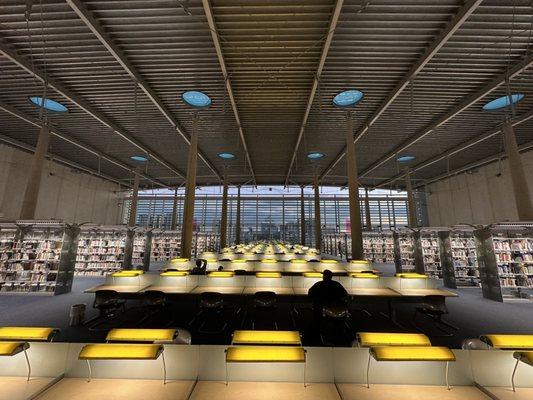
[[391, 288, 458, 297], [85, 284, 151, 294]]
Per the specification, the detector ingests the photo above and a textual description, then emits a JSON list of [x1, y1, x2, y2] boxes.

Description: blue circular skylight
[[307, 152, 325, 160], [483, 93, 524, 111], [182, 91, 212, 108], [397, 155, 415, 163], [218, 152, 235, 160], [28, 96, 68, 112], [332, 90, 364, 107], [131, 155, 149, 163]]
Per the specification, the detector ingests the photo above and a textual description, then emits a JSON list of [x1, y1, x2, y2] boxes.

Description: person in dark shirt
[[308, 269, 348, 322], [191, 259, 207, 275]]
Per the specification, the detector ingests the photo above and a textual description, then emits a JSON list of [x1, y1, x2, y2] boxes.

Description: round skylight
[[29, 96, 68, 112], [483, 93, 524, 111], [307, 152, 325, 160], [131, 155, 149, 163], [397, 155, 415, 163], [182, 91, 212, 108], [218, 152, 235, 160], [332, 90, 364, 107]]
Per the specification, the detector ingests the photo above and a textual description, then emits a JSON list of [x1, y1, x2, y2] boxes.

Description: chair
[[138, 290, 167, 325], [251, 291, 278, 330], [87, 290, 126, 330], [413, 295, 458, 336], [319, 302, 353, 346], [191, 292, 227, 334]]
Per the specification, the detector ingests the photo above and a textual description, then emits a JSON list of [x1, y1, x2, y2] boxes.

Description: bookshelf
[[420, 231, 441, 278], [0, 222, 78, 295], [151, 230, 181, 262], [75, 227, 126, 277], [363, 232, 394, 263], [451, 231, 479, 287], [397, 231, 415, 272]]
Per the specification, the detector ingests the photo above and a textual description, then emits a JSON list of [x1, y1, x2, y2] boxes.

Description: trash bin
[[69, 303, 86, 327]]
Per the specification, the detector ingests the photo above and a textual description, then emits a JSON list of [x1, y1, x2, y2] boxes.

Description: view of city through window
[[123, 186, 425, 246]]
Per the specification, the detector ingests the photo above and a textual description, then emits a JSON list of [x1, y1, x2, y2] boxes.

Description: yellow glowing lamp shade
[[160, 271, 189, 277], [0, 342, 29, 356], [350, 273, 378, 279], [226, 346, 306, 363], [321, 259, 338, 264], [208, 271, 235, 278], [357, 332, 431, 347], [112, 270, 143, 277], [261, 259, 277, 263], [256, 272, 281, 278], [0, 327, 58, 341], [170, 258, 189, 263], [480, 335, 533, 349], [291, 259, 307, 264], [106, 329, 176, 343], [303, 272, 323, 278], [232, 330, 301, 345], [396, 273, 428, 279], [231, 259, 247, 263], [370, 346, 455, 362], [515, 351, 533, 365], [351, 260, 370, 265], [79, 344, 163, 360]]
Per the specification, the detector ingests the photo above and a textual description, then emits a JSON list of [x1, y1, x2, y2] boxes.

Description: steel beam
[[320, 0, 484, 181], [65, 0, 221, 181], [201, 0, 256, 183], [285, 0, 344, 186]]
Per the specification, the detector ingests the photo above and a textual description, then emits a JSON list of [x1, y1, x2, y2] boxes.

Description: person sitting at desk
[[308, 269, 348, 321], [191, 259, 207, 275]]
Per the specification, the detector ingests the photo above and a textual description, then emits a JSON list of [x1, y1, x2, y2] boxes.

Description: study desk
[[391, 288, 458, 297], [84, 284, 151, 294], [140, 285, 194, 294], [242, 287, 295, 295], [190, 286, 244, 295]]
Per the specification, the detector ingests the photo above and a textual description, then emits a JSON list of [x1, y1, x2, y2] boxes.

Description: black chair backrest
[[253, 291, 277, 308], [423, 295, 448, 314], [94, 290, 119, 307], [144, 290, 166, 306], [322, 302, 349, 319], [200, 292, 224, 309]]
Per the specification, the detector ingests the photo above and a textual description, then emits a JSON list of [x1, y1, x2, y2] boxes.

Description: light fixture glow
[[218, 152, 235, 159], [397, 155, 415, 163], [307, 152, 325, 160], [29, 96, 68, 112], [130, 155, 149, 163], [332, 89, 364, 107], [182, 91, 212, 108], [483, 93, 524, 111]]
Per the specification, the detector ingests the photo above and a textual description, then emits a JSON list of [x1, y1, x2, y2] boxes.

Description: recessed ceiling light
[[332, 89, 364, 107], [29, 96, 68, 112], [307, 152, 325, 160], [131, 155, 149, 163], [218, 152, 235, 159], [483, 93, 524, 111], [182, 91, 212, 108], [397, 155, 415, 163]]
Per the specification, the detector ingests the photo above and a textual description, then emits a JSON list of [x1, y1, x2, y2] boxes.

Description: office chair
[[319, 301, 353, 346], [251, 291, 278, 330], [413, 295, 458, 336], [190, 292, 228, 334], [87, 290, 126, 331]]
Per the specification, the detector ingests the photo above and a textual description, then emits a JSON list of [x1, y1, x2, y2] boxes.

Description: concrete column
[[345, 112, 363, 260], [314, 177, 322, 251], [502, 121, 533, 220], [235, 185, 241, 244], [170, 187, 178, 230], [127, 168, 140, 227], [300, 185, 306, 245], [19, 125, 51, 219], [405, 169, 418, 228], [364, 187, 372, 231], [180, 114, 199, 258], [220, 171, 229, 248]]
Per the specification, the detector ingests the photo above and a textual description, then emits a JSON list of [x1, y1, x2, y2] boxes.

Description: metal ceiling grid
[[0, 0, 531, 190]]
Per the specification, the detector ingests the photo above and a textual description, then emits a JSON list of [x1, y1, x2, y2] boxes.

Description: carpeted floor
[[0, 263, 531, 347]]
